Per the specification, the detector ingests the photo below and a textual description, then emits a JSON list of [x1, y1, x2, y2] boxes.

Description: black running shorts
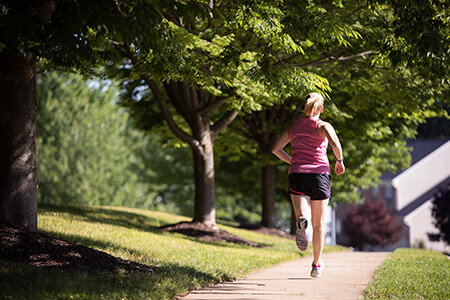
[[288, 173, 331, 200]]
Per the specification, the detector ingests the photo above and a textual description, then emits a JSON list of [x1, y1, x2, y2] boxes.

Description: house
[[336, 138, 450, 252]]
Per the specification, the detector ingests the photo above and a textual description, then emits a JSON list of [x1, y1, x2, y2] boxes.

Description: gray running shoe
[[295, 217, 308, 251], [310, 260, 324, 278]]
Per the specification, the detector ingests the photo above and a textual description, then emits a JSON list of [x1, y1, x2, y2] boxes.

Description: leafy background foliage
[[36, 72, 150, 207], [2, 0, 448, 231]]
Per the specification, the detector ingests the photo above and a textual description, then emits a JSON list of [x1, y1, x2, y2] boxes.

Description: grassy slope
[[364, 248, 450, 299], [0, 204, 346, 299]]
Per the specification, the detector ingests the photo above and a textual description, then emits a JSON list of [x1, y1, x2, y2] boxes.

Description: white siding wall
[[404, 199, 450, 253], [392, 141, 450, 211]]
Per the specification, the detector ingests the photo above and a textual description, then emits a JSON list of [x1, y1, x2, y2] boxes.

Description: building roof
[[381, 138, 450, 181]]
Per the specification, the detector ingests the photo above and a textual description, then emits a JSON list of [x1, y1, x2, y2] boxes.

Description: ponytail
[[303, 92, 324, 117]]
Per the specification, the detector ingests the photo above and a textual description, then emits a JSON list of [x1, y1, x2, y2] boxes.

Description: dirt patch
[[0, 223, 154, 273], [159, 222, 263, 247]]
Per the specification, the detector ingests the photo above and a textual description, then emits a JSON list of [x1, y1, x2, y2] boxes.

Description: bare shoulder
[[317, 120, 336, 140], [317, 120, 333, 130]]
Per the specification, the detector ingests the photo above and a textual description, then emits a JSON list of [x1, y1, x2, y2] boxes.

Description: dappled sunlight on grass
[[0, 204, 347, 299]]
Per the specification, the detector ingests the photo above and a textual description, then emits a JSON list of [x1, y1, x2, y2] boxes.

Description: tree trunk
[[0, 53, 38, 232], [148, 81, 237, 228], [261, 163, 277, 228], [192, 138, 216, 228]]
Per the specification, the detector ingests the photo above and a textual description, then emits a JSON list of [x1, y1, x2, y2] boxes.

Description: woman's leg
[[290, 194, 310, 219], [310, 198, 329, 265], [291, 193, 311, 251]]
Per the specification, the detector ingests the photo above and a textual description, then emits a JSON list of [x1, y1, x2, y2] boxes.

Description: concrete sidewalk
[[179, 251, 390, 300]]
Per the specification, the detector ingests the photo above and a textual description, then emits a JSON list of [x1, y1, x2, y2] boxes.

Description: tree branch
[[199, 94, 235, 117], [161, 11, 182, 27], [295, 50, 375, 68], [163, 82, 194, 128], [237, 117, 255, 140], [190, 85, 200, 112], [107, 40, 199, 149], [274, 46, 347, 67], [274, 54, 301, 66], [108, 39, 140, 65], [144, 78, 200, 149], [210, 110, 239, 141]]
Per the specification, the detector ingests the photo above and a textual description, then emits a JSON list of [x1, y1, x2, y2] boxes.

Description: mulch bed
[[159, 221, 263, 247], [239, 224, 293, 239], [0, 223, 153, 273]]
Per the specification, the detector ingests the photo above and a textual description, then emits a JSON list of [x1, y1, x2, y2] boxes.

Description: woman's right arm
[[272, 129, 292, 165]]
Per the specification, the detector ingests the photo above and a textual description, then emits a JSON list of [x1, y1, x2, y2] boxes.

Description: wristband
[[337, 158, 343, 163]]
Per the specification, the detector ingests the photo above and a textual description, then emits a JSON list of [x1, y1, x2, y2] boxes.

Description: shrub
[[342, 199, 403, 250]]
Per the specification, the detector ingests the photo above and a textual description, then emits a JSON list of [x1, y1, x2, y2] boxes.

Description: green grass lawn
[[364, 248, 450, 299], [0, 204, 346, 299]]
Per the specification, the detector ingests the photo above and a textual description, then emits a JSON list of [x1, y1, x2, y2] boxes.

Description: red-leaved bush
[[342, 199, 404, 250]]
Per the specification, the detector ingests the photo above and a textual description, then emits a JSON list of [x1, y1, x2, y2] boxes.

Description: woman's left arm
[[318, 121, 345, 175]]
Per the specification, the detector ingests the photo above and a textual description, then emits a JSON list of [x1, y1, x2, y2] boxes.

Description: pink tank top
[[288, 116, 330, 174]]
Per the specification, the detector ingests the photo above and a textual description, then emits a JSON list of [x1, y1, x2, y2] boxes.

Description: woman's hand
[[335, 161, 345, 175]]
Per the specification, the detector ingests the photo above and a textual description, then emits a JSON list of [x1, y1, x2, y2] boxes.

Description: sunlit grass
[[364, 248, 450, 299], [1, 204, 347, 299]]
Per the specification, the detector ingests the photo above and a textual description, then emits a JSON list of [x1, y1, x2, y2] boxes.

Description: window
[[384, 184, 392, 208]]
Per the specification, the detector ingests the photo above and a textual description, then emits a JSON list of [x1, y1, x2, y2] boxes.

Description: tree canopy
[[214, 0, 449, 225], [1, 0, 448, 230]]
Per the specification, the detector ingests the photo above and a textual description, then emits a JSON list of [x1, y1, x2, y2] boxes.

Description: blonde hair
[[303, 92, 324, 117]]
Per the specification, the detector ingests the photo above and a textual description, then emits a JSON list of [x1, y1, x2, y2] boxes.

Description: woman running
[[272, 92, 345, 278]]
